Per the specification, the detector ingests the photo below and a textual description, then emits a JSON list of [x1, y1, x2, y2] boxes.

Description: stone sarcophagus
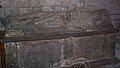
[[4, 7, 119, 68]]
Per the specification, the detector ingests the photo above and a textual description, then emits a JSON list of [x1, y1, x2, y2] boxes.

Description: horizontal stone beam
[[2, 28, 119, 43]]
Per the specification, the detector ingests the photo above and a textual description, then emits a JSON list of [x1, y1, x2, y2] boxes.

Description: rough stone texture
[[5, 40, 62, 68], [5, 7, 112, 35], [0, 0, 119, 68], [74, 35, 115, 60], [70, 7, 93, 30], [4, 34, 116, 68]]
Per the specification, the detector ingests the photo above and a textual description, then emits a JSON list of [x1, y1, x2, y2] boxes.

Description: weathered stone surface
[[1, 0, 119, 68]]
